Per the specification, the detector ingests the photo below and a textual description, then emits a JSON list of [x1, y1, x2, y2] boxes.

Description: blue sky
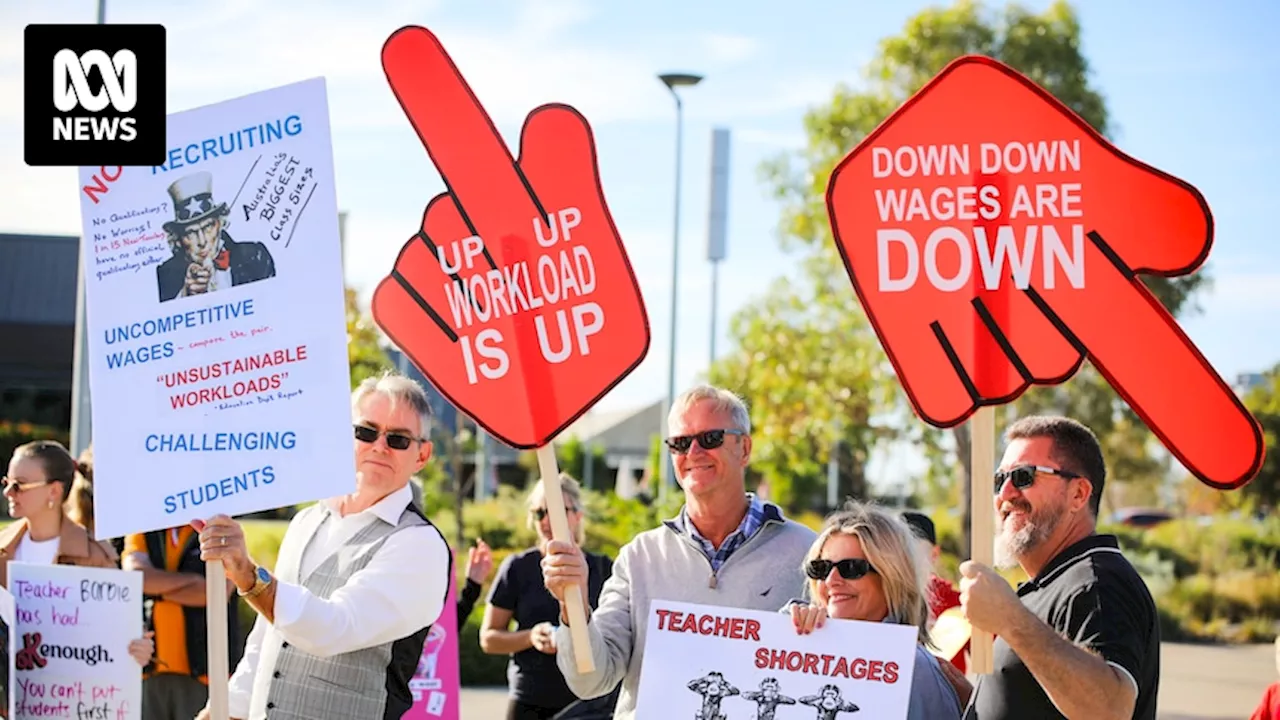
[[3, 0, 1277, 450]]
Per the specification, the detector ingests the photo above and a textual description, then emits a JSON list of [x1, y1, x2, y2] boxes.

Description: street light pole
[[657, 72, 703, 502]]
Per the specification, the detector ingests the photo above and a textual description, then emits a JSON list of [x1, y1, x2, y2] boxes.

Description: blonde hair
[[804, 501, 934, 647], [64, 445, 96, 535], [526, 473, 586, 545]]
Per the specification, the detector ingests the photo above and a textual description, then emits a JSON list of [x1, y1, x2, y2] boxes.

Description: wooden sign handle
[[206, 560, 231, 719], [969, 405, 995, 674], [536, 445, 596, 673]]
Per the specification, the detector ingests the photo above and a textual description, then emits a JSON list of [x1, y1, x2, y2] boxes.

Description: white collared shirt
[[227, 484, 450, 719]]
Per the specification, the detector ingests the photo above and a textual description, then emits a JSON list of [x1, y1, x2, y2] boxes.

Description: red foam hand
[[374, 27, 648, 449], [826, 55, 1262, 489]]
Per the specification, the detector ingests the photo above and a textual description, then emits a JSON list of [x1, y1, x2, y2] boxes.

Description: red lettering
[[678, 613, 697, 634], [802, 653, 819, 675], [769, 649, 788, 670], [698, 614, 714, 635], [715, 616, 731, 637], [867, 659, 884, 682], [883, 661, 900, 684], [744, 619, 761, 641], [821, 654, 836, 674], [101, 165, 122, 182], [832, 657, 849, 678], [850, 658, 867, 680], [729, 618, 744, 639], [655, 609, 671, 631], [786, 651, 803, 672], [754, 648, 769, 668]]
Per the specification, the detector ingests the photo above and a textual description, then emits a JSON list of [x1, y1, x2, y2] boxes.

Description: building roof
[[0, 233, 80, 326]]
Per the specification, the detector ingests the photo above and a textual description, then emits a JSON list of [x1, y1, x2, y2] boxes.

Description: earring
[[46, 500, 54, 509]]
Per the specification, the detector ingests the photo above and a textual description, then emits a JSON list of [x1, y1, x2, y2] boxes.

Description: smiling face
[[669, 399, 751, 499], [994, 436, 1073, 568], [813, 532, 889, 624], [352, 392, 431, 496]]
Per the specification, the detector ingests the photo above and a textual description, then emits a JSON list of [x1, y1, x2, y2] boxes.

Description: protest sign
[[405, 565, 460, 720], [74, 77, 353, 540], [10, 563, 142, 720], [634, 600, 918, 719], [825, 54, 1263, 491], [824, 54, 1265, 671], [375, 26, 652, 671], [0, 585, 13, 720]]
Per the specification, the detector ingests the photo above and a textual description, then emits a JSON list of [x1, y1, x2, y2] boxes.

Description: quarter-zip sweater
[[554, 501, 817, 720]]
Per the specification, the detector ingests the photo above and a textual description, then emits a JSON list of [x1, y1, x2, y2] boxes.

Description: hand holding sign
[[375, 26, 652, 674], [826, 55, 1263, 490]]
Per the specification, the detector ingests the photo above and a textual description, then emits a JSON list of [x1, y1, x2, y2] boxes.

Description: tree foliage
[[712, 0, 1212, 524], [1241, 366, 1280, 512], [346, 287, 391, 388]]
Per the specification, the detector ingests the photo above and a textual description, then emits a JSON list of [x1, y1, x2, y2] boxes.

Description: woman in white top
[[0, 440, 153, 665]]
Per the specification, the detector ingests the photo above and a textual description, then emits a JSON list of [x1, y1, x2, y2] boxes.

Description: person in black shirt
[[481, 474, 614, 720], [959, 415, 1160, 720]]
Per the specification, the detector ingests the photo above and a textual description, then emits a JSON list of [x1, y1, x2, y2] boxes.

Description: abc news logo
[[24, 24, 166, 167]]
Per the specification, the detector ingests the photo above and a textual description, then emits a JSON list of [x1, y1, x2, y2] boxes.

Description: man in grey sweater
[[542, 384, 818, 719]]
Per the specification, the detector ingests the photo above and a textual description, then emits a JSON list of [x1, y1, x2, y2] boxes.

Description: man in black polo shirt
[[958, 416, 1160, 719]]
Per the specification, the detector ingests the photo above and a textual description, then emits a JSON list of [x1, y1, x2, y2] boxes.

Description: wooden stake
[[969, 405, 996, 674], [537, 445, 595, 673]]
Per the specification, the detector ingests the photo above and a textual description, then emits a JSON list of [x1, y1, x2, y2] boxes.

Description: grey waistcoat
[[263, 502, 438, 720]]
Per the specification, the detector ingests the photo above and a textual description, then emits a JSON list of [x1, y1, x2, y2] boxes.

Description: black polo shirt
[[965, 534, 1160, 719]]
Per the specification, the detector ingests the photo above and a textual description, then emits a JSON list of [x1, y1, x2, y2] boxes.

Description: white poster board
[[10, 563, 143, 720], [74, 77, 354, 539], [0, 585, 14, 720], [635, 600, 918, 719]]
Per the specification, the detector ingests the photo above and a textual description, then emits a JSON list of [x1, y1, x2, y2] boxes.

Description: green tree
[[346, 287, 391, 387], [718, 0, 1210, 535], [1241, 366, 1280, 512]]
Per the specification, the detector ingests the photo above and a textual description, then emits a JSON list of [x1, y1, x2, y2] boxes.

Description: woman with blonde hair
[[481, 474, 614, 720], [787, 501, 968, 719], [1, 440, 154, 665]]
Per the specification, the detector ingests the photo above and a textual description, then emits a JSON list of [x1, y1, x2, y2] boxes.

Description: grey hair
[[668, 384, 751, 434], [351, 371, 433, 440]]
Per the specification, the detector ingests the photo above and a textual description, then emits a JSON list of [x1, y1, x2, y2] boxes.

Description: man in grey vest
[[193, 372, 452, 720]]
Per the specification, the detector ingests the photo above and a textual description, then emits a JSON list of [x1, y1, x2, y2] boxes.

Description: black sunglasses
[[994, 464, 1080, 494], [664, 429, 745, 454], [531, 506, 578, 521], [353, 424, 420, 450], [805, 558, 877, 581]]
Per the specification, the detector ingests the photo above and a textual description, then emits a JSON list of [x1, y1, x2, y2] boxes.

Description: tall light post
[[657, 71, 702, 501], [705, 127, 730, 367], [71, 0, 109, 458]]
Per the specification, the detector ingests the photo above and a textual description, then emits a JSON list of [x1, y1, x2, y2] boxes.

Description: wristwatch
[[239, 565, 274, 599]]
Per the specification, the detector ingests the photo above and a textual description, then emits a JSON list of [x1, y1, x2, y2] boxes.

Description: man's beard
[[994, 499, 1063, 569]]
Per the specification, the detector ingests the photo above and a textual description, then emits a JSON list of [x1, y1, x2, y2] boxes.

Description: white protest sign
[[10, 563, 142, 720], [635, 600, 917, 720], [75, 77, 353, 539], [0, 584, 14, 720]]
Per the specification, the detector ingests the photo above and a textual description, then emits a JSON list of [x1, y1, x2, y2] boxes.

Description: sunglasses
[[805, 557, 877, 581], [353, 424, 420, 450], [664, 429, 745, 454], [1, 477, 52, 493], [994, 464, 1080, 494], [531, 506, 578, 521]]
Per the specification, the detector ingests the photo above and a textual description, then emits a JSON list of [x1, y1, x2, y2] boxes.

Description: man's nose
[[995, 474, 1022, 505]]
